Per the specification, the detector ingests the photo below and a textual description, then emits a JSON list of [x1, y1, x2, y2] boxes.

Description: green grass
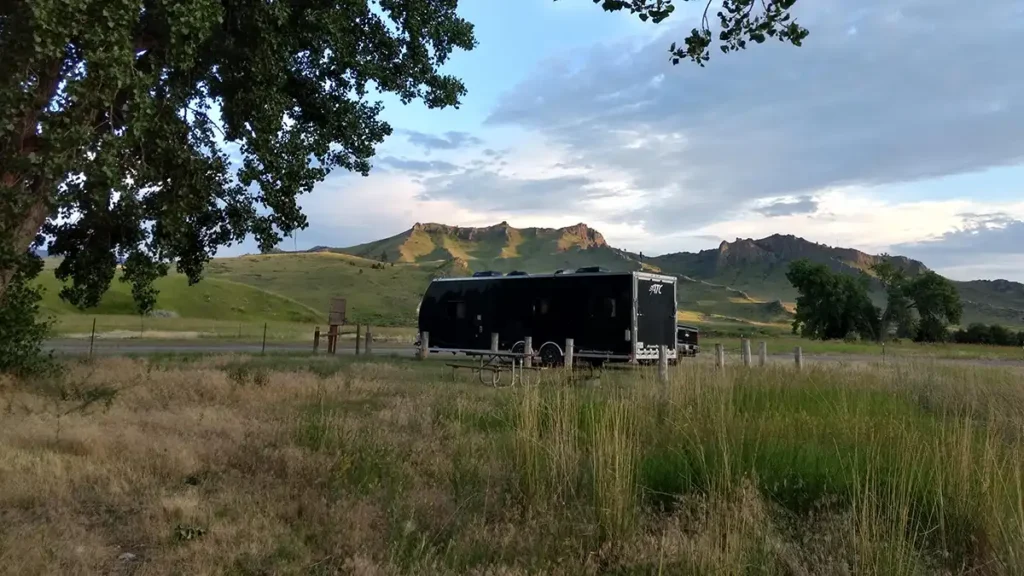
[[704, 334, 1024, 361], [205, 252, 438, 326], [36, 262, 320, 324], [3, 356, 1023, 574]]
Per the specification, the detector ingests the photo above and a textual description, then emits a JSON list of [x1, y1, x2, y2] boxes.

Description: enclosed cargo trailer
[[416, 269, 679, 365]]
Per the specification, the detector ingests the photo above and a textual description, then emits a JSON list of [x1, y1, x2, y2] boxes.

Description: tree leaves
[[871, 256, 963, 342], [786, 259, 881, 341], [2, 0, 476, 313], [587, 0, 808, 67]]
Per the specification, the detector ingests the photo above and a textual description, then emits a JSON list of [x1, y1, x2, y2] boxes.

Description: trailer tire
[[539, 343, 563, 367]]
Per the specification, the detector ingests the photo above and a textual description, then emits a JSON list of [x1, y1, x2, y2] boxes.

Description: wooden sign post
[[327, 297, 347, 355]]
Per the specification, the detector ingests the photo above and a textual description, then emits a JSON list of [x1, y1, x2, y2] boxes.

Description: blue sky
[[229, 0, 1024, 282]]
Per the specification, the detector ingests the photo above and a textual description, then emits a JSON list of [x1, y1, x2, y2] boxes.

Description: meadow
[[1, 355, 1021, 575]]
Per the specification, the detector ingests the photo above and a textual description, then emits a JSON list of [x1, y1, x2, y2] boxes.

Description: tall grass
[[0, 356, 1021, 574]]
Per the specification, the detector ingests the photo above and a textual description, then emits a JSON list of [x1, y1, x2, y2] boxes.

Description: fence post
[[313, 326, 320, 353], [365, 325, 373, 355], [715, 343, 725, 370], [565, 338, 574, 370], [418, 331, 429, 360], [89, 318, 96, 358], [329, 325, 339, 354], [355, 324, 362, 355], [794, 346, 803, 370], [741, 338, 751, 367], [658, 345, 669, 383], [524, 336, 533, 369], [758, 341, 767, 367], [261, 322, 267, 355], [490, 332, 499, 352]]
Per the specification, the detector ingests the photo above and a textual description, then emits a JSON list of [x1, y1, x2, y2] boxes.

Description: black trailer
[[416, 269, 679, 365]]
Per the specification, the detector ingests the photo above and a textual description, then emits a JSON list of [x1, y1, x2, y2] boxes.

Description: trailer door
[[634, 275, 676, 360]]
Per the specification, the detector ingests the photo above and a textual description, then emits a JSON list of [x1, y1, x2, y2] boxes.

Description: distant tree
[[379, 250, 389, 263], [988, 324, 1015, 347], [786, 259, 881, 341], [872, 257, 962, 343], [871, 257, 915, 339], [906, 271, 962, 342]]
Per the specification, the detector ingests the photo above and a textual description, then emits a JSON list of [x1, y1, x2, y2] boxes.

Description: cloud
[[470, 0, 1024, 232], [891, 214, 1024, 280], [376, 156, 459, 174], [419, 169, 597, 213], [401, 129, 483, 151], [755, 196, 819, 217]]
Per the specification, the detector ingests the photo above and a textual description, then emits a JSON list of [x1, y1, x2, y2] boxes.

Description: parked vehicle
[[416, 268, 678, 365], [676, 324, 699, 357]]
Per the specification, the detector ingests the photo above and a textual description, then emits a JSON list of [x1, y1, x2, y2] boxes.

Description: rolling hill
[[311, 223, 1024, 329], [34, 222, 1024, 332]]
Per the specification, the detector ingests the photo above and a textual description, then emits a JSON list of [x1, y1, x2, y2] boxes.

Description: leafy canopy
[[871, 256, 962, 342], [785, 259, 881, 341], [587, 0, 809, 66]]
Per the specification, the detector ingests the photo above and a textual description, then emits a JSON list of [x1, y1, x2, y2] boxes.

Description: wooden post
[[715, 343, 725, 370], [658, 345, 669, 383], [758, 341, 767, 367], [523, 336, 533, 369], [89, 318, 96, 358], [418, 331, 429, 360], [355, 324, 362, 355], [565, 338, 574, 370], [261, 322, 267, 355], [490, 332, 499, 352], [741, 338, 751, 367], [327, 325, 338, 354], [365, 326, 373, 355], [795, 346, 803, 370], [313, 326, 321, 353]]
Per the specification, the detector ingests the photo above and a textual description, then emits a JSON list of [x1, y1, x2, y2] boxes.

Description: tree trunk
[[0, 193, 50, 301]]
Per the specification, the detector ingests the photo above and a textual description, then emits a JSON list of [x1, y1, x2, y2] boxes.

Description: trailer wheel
[[539, 343, 562, 367]]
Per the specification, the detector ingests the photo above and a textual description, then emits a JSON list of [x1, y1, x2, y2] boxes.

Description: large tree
[[0, 0, 807, 367], [871, 256, 962, 342], [786, 259, 881, 341]]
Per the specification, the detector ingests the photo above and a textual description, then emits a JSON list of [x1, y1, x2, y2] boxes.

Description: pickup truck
[[676, 324, 699, 357]]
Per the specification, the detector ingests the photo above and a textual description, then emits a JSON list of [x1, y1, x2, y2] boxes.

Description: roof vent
[[575, 266, 608, 273], [472, 271, 503, 277], [507, 270, 528, 276]]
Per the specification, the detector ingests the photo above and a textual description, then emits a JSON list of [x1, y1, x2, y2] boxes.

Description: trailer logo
[[648, 283, 664, 295]]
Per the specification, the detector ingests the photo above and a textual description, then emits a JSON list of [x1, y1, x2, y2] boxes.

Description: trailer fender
[[538, 341, 564, 366]]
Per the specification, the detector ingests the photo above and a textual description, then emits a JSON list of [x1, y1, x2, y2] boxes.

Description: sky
[[228, 0, 1024, 282]]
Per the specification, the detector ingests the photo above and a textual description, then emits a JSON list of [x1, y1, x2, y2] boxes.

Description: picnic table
[[444, 350, 542, 387]]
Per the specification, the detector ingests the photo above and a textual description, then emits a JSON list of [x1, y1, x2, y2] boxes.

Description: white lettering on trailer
[[648, 283, 664, 295]]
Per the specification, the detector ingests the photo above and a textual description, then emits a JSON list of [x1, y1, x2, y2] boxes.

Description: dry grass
[[0, 356, 1022, 575]]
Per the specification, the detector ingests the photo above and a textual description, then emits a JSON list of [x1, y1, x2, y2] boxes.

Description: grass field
[[205, 253, 439, 327], [703, 334, 1024, 361], [1, 356, 1021, 574]]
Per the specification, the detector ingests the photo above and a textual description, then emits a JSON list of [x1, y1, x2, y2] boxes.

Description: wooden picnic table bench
[[444, 351, 542, 387]]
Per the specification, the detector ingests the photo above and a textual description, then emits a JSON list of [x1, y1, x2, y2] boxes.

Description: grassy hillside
[[647, 234, 1024, 328], [36, 264, 320, 324], [37, 223, 1024, 336], [205, 252, 444, 327]]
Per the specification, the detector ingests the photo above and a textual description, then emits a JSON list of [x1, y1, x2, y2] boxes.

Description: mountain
[[306, 223, 1024, 329], [320, 221, 635, 274]]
